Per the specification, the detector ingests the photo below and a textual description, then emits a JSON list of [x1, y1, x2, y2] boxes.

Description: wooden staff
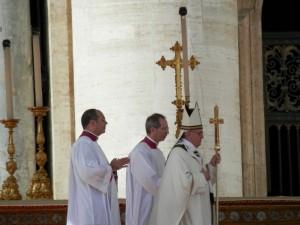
[[209, 105, 224, 225]]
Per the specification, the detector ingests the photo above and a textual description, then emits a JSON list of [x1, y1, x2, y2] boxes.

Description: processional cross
[[209, 105, 224, 225], [156, 7, 200, 137]]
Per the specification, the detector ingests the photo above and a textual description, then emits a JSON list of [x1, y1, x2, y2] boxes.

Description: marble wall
[[0, 0, 35, 198], [70, 0, 242, 198]]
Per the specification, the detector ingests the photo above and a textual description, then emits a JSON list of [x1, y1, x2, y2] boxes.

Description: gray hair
[[145, 113, 166, 134]]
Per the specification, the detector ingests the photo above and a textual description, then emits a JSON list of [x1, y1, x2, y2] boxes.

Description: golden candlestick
[[0, 119, 22, 200], [156, 41, 199, 137], [27, 106, 53, 199]]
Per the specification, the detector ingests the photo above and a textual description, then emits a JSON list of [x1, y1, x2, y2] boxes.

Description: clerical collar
[[142, 136, 157, 149], [80, 130, 98, 142]]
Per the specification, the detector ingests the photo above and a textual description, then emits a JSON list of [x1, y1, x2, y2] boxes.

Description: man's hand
[[110, 157, 130, 171], [210, 153, 221, 167], [201, 168, 210, 181]]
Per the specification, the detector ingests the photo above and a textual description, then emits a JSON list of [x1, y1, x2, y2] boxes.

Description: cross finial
[[156, 41, 199, 137], [209, 105, 224, 152]]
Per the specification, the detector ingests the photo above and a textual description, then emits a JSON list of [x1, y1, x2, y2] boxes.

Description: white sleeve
[[72, 141, 112, 193], [207, 163, 217, 185], [130, 150, 160, 196]]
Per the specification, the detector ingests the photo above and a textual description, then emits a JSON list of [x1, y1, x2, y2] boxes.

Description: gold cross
[[209, 105, 224, 152], [156, 41, 199, 137]]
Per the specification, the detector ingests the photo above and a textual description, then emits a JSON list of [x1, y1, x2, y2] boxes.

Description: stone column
[[238, 0, 267, 197], [47, 0, 75, 199]]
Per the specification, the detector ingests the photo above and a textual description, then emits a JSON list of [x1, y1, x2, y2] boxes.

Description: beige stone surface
[[47, 0, 74, 199], [238, 0, 267, 197]]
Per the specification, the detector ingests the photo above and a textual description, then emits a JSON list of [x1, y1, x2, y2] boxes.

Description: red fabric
[[141, 137, 157, 149], [80, 131, 98, 142]]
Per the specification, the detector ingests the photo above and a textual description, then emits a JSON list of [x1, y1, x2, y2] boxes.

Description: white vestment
[[126, 137, 166, 225], [67, 135, 121, 225], [150, 138, 216, 225]]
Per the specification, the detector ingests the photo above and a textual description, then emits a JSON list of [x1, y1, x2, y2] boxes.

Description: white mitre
[[180, 101, 203, 130]]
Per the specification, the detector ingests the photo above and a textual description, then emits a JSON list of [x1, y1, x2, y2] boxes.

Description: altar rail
[[0, 198, 299, 225]]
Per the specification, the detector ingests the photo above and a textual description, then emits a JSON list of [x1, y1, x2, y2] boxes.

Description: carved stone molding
[[238, 0, 267, 197], [238, 0, 256, 20]]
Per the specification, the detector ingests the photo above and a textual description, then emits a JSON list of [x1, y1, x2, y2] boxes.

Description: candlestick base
[[0, 176, 22, 200], [26, 168, 52, 199], [0, 119, 22, 200], [26, 107, 53, 199]]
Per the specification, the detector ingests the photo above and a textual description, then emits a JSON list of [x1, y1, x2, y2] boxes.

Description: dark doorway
[[262, 0, 300, 196]]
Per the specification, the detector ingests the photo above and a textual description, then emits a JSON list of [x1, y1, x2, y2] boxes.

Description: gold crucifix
[[156, 41, 199, 137], [209, 105, 224, 152]]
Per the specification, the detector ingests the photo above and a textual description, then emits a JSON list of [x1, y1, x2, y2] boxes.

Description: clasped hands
[[110, 157, 129, 171]]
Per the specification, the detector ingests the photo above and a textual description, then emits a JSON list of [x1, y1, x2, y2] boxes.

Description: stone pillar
[[47, 0, 75, 199], [238, 0, 267, 197], [0, 0, 35, 197]]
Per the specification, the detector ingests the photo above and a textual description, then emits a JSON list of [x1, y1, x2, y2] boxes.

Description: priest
[[67, 109, 129, 225], [126, 113, 169, 225], [150, 103, 221, 225]]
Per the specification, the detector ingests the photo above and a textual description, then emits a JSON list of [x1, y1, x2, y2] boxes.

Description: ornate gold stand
[[0, 119, 22, 200], [27, 106, 53, 199]]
